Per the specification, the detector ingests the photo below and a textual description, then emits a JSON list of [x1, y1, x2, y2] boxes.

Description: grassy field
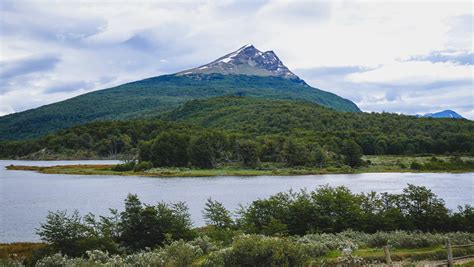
[[6, 155, 474, 177]]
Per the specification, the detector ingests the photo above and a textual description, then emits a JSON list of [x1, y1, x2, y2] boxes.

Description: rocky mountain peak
[[177, 44, 301, 80]]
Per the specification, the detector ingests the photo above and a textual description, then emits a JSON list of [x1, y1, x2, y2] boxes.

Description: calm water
[[0, 160, 473, 242]]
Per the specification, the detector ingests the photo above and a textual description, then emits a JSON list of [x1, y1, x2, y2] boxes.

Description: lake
[[0, 160, 473, 242]]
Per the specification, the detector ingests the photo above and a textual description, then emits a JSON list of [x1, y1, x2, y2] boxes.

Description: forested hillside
[[0, 74, 359, 141], [165, 96, 474, 155], [1, 96, 472, 168]]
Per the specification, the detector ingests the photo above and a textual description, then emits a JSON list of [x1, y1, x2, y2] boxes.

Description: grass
[[0, 243, 46, 263], [313, 246, 474, 265], [6, 155, 474, 177]]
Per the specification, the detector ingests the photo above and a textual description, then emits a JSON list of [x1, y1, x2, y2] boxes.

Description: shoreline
[[6, 164, 473, 177]]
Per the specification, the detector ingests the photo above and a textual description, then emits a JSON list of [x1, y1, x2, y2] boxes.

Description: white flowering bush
[[336, 253, 365, 266], [29, 231, 474, 266], [297, 231, 365, 251], [202, 247, 233, 267], [190, 235, 220, 254], [34, 240, 202, 267], [364, 231, 468, 248], [0, 258, 25, 267]]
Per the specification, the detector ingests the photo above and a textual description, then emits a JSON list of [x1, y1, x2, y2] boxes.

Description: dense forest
[[3, 185, 473, 266], [1, 96, 473, 170], [0, 74, 359, 140]]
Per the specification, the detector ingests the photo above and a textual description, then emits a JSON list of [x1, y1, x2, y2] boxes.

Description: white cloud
[[347, 61, 472, 84]]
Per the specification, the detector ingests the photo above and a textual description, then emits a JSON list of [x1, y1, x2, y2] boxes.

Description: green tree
[[189, 134, 216, 168], [119, 194, 195, 251], [151, 131, 190, 167], [401, 184, 450, 231], [203, 198, 233, 228], [310, 146, 326, 168], [37, 210, 87, 255], [238, 140, 259, 167], [282, 139, 309, 166], [310, 186, 363, 232], [341, 139, 363, 168]]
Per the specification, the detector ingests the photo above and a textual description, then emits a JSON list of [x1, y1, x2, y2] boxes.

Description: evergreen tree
[[341, 139, 363, 168], [203, 198, 233, 228]]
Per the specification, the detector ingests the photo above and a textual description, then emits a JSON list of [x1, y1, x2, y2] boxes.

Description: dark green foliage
[[282, 138, 309, 166], [36, 195, 195, 255], [119, 194, 195, 251], [203, 198, 233, 228], [410, 161, 422, 170], [166, 96, 474, 155], [341, 139, 364, 168], [32, 186, 473, 264], [150, 131, 190, 167], [0, 74, 359, 141], [36, 210, 119, 257], [237, 140, 259, 167], [237, 184, 471, 235], [310, 145, 327, 168], [450, 205, 474, 232], [401, 184, 450, 231], [188, 133, 219, 168], [37, 210, 87, 256], [1, 96, 473, 165]]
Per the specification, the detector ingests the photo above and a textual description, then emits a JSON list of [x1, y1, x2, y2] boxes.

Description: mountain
[[420, 110, 464, 119], [0, 44, 360, 141], [177, 44, 300, 80]]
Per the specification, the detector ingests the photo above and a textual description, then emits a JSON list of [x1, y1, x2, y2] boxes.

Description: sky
[[0, 0, 473, 119]]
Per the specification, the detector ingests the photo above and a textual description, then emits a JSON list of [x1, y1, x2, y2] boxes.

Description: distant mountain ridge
[[417, 110, 464, 119], [0, 45, 360, 140]]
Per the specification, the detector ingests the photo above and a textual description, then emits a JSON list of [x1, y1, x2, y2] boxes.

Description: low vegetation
[[1, 185, 473, 266], [8, 155, 474, 177]]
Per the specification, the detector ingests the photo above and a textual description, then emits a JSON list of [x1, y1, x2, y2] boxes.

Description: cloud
[[408, 50, 473, 65], [0, 55, 60, 80], [0, 0, 472, 119], [346, 61, 472, 85], [296, 66, 372, 78]]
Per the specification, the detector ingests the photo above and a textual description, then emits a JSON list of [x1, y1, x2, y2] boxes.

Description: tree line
[[35, 184, 472, 260], [1, 96, 473, 164]]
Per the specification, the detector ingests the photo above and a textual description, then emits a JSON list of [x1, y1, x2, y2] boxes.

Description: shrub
[[112, 162, 135, 172], [133, 161, 153, 172], [204, 234, 308, 267], [161, 240, 203, 266], [190, 235, 220, 254], [410, 161, 422, 170]]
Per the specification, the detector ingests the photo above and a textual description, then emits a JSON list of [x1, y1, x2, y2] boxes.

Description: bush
[[112, 162, 135, 172], [204, 234, 308, 267], [160, 240, 203, 266], [410, 161, 422, 170], [133, 161, 153, 172]]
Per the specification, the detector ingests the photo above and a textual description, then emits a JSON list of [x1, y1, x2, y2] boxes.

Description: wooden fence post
[[383, 245, 392, 265], [446, 239, 453, 267]]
